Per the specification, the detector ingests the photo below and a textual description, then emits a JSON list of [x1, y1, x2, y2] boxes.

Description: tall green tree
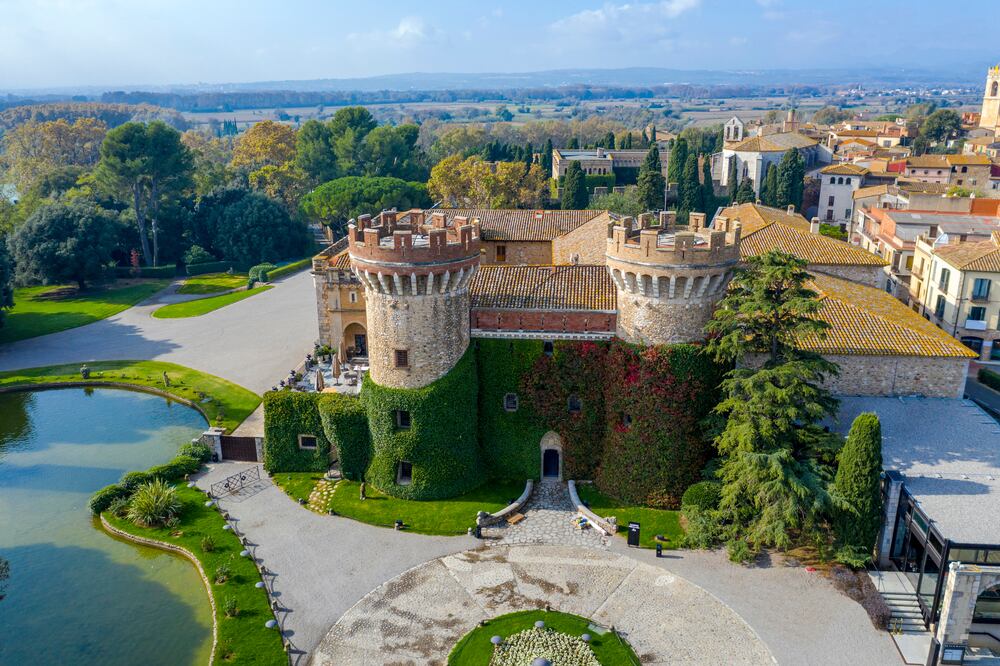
[[701, 156, 716, 214], [727, 158, 739, 202], [295, 119, 337, 185], [540, 139, 554, 175], [678, 153, 701, 216], [300, 176, 430, 238], [760, 165, 779, 207], [920, 109, 961, 145], [95, 121, 193, 266], [833, 413, 883, 565], [636, 145, 665, 211], [0, 234, 13, 328], [561, 161, 589, 210], [776, 149, 805, 211], [603, 131, 616, 149], [706, 250, 840, 560], [8, 202, 120, 289], [361, 124, 428, 181], [735, 177, 755, 204], [667, 137, 688, 184]]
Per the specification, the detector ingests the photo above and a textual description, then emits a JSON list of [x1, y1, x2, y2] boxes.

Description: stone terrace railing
[[568, 480, 618, 536], [476, 479, 533, 527]]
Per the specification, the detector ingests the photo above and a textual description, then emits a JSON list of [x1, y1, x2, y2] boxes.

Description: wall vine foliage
[[318, 392, 370, 480], [262, 391, 331, 472]]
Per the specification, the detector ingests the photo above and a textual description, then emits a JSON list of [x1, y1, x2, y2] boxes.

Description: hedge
[[113, 265, 178, 279], [177, 441, 212, 463], [980, 367, 1000, 392], [360, 347, 482, 500], [262, 391, 332, 472], [266, 257, 313, 282], [248, 263, 277, 285], [89, 447, 205, 514], [318, 392, 371, 481], [89, 483, 131, 514], [476, 339, 548, 481], [185, 260, 250, 276]]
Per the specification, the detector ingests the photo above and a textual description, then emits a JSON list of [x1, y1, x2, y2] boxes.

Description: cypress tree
[[761, 165, 779, 207], [541, 139, 554, 175], [701, 156, 715, 214], [604, 132, 616, 149], [636, 145, 666, 210], [524, 142, 534, 170], [667, 138, 688, 185], [833, 413, 883, 564], [624, 132, 633, 149], [650, 125, 657, 142], [727, 158, 739, 202], [735, 177, 755, 204], [640, 129, 649, 147], [776, 149, 805, 211], [679, 153, 701, 216], [561, 160, 588, 210], [568, 137, 579, 149]]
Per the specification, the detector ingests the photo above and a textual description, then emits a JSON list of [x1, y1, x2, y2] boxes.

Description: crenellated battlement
[[348, 209, 480, 271], [606, 211, 741, 268]]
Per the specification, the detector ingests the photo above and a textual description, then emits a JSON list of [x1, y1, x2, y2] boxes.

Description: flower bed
[[492, 628, 599, 666]]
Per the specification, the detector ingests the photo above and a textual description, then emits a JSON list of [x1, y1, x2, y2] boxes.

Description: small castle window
[[567, 395, 582, 414], [298, 434, 318, 450], [349, 291, 358, 303], [543, 341, 554, 356], [620, 413, 633, 430], [496, 245, 507, 262], [992, 81, 999, 97], [395, 410, 411, 430], [394, 349, 409, 368], [397, 461, 413, 485]]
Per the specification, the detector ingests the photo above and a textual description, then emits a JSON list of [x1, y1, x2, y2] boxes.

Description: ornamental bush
[[127, 478, 182, 527], [177, 441, 213, 463], [119, 470, 153, 491], [89, 483, 130, 514], [682, 480, 722, 511], [833, 412, 883, 565], [147, 454, 202, 481], [262, 391, 331, 472], [318, 393, 370, 481], [360, 347, 482, 500]]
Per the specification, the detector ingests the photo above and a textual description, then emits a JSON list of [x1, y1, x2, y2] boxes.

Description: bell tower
[[980, 64, 1000, 136]]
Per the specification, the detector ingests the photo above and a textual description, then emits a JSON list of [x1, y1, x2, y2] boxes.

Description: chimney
[[596, 147, 605, 158], [810, 217, 821, 234], [787, 205, 796, 215]]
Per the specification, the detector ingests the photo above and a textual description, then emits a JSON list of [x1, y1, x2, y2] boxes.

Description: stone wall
[[616, 295, 716, 345], [481, 240, 552, 265], [553, 214, 613, 265], [812, 264, 885, 289], [471, 309, 615, 335], [366, 289, 471, 389]]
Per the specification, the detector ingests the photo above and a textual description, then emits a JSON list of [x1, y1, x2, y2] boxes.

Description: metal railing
[[210, 465, 261, 497]]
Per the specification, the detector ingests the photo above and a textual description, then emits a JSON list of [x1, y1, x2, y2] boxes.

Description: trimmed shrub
[[89, 483, 130, 514], [185, 261, 248, 276], [177, 441, 213, 463], [979, 367, 1000, 392], [126, 478, 182, 527], [265, 258, 312, 281], [318, 392, 370, 480], [184, 245, 215, 265], [148, 454, 202, 481], [360, 347, 482, 500], [262, 391, 331, 472], [833, 413, 883, 564], [120, 470, 153, 492], [682, 481, 722, 512], [248, 263, 277, 284], [113, 265, 177, 279]]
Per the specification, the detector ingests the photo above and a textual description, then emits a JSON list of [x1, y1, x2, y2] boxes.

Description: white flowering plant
[[490, 627, 600, 666]]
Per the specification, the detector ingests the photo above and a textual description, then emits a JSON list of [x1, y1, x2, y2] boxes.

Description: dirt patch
[[513, 565, 576, 597], [477, 579, 546, 610], [33, 286, 80, 300]]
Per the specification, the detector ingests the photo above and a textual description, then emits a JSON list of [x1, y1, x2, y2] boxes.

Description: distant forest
[[0, 103, 188, 135]]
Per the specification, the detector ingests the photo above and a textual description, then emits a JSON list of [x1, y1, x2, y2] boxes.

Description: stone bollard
[[80, 364, 90, 379], [359, 482, 366, 501]]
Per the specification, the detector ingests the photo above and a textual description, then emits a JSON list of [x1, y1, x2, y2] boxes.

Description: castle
[[980, 64, 1000, 137]]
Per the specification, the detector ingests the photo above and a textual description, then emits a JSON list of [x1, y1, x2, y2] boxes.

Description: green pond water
[[0, 388, 213, 665]]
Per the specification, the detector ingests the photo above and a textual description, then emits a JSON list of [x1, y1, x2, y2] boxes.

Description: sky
[[2, 0, 1000, 90]]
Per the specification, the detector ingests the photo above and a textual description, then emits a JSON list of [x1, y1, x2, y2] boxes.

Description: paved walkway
[[483, 479, 608, 549], [314, 544, 775, 666], [193, 462, 474, 664], [0, 270, 318, 394]]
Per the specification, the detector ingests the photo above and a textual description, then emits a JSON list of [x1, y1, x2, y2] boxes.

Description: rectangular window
[[905, 255, 913, 270], [503, 393, 519, 412], [298, 434, 318, 450], [394, 349, 409, 368], [970, 306, 987, 322], [973, 278, 991, 300], [396, 461, 413, 485], [394, 410, 411, 429], [934, 295, 946, 319], [939, 268, 950, 291], [495, 245, 507, 262]]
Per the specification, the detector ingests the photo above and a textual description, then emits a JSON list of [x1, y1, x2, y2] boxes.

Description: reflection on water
[[0, 388, 212, 665]]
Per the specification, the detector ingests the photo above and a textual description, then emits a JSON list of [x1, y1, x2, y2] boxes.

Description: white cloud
[[551, 0, 701, 36], [346, 16, 435, 47]]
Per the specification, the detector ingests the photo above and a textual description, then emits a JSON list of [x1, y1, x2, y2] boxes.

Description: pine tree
[[833, 413, 883, 565], [776, 149, 805, 211], [701, 156, 716, 214], [727, 158, 739, 202], [679, 153, 701, 216], [760, 165, 779, 207], [561, 160, 588, 209], [541, 139, 554, 175], [636, 145, 666, 210], [667, 137, 688, 185], [735, 177, 755, 204]]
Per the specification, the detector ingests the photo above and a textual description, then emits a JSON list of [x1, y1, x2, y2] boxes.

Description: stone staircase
[[883, 589, 926, 635], [869, 570, 933, 665]]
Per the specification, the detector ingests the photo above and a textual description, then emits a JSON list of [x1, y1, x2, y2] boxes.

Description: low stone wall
[[100, 515, 219, 665], [476, 479, 533, 527], [567, 480, 617, 536]]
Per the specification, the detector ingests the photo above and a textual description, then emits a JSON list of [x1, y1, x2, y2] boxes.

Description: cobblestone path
[[483, 479, 609, 548]]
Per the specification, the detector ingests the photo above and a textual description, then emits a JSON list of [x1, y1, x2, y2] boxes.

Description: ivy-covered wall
[[318, 393, 370, 481], [262, 391, 331, 472], [476, 339, 549, 481], [359, 347, 482, 500], [595, 343, 723, 508]]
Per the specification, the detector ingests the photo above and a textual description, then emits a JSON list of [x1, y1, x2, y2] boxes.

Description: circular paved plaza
[[313, 545, 775, 665]]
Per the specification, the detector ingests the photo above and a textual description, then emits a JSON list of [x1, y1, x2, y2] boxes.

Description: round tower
[[980, 64, 1000, 134], [348, 209, 480, 389], [605, 211, 740, 345]]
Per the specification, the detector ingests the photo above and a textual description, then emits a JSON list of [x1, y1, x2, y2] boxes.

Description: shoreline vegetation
[[0, 360, 260, 433]]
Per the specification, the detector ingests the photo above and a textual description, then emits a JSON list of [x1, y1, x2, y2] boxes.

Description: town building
[[979, 64, 1000, 137], [550, 147, 666, 182], [717, 131, 831, 196], [818, 163, 869, 228]]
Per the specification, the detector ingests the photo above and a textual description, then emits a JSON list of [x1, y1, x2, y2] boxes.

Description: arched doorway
[[343, 322, 367, 359], [540, 431, 562, 480], [974, 583, 1000, 623]]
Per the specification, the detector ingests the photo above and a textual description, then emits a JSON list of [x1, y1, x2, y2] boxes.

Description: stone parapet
[[348, 209, 480, 271]]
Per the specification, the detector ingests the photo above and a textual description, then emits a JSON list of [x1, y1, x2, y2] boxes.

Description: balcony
[[971, 295, 990, 303], [965, 319, 988, 331]]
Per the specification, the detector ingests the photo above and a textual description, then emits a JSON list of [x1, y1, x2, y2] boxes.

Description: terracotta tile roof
[[332, 249, 351, 269], [470, 265, 616, 311], [945, 154, 992, 166], [821, 163, 869, 175], [400, 209, 609, 242], [835, 129, 879, 138], [934, 237, 1000, 272], [804, 273, 976, 358], [729, 132, 818, 153], [718, 204, 887, 267], [906, 155, 949, 169], [838, 138, 878, 147], [853, 184, 890, 199]]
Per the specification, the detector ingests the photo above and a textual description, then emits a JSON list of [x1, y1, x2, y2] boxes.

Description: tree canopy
[[1, 117, 106, 194], [833, 412, 883, 565], [0, 233, 13, 328], [199, 190, 311, 265], [560, 161, 588, 210], [428, 155, 547, 209], [230, 120, 296, 171], [299, 176, 430, 238], [776, 149, 805, 212], [637, 145, 665, 210]]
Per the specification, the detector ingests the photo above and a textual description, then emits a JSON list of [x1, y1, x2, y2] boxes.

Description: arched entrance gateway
[[342, 322, 367, 359], [540, 431, 562, 479]]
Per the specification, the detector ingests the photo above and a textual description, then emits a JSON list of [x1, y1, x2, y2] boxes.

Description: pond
[[0, 388, 213, 665]]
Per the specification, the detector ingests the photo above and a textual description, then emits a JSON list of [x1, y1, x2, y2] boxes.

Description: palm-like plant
[[127, 478, 182, 527]]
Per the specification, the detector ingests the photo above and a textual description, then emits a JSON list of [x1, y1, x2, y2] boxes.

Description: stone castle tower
[[347, 210, 480, 389], [980, 64, 1000, 136], [605, 211, 740, 345]]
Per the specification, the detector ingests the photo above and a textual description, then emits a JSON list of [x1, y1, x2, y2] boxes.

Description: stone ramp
[[481, 479, 608, 549]]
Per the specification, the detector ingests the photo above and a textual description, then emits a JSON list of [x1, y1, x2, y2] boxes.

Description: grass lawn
[[103, 484, 286, 665], [448, 609, 640, 665], [178, 272, 248, 295], [272, 471, 325, 503], [0, 280, 169, 344], [0, 360, 260, 432], [152, 286, 272, 319], [306, 479, 526, 535], [576, 485, 684, 550]]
